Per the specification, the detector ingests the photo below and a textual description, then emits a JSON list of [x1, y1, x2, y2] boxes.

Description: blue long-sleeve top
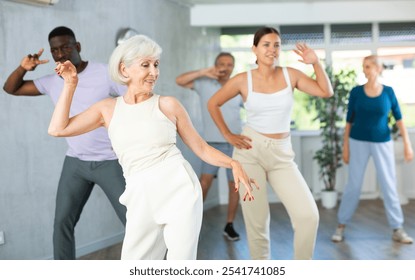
[[346, 85, 402, 143]]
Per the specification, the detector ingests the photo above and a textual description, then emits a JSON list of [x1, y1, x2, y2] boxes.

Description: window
[[378, 47, 415, 127], [220, 22, 415, 130], [330, 24, 372, 44], [331, 50, 372, 84], [280, 25, 324, 45], [379, 22, 415, 42]]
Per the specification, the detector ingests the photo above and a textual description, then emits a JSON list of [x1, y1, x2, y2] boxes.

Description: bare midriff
[[260, 131, 290, 139]]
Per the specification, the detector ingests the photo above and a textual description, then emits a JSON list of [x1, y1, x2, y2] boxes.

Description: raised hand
[[55, 60, 78, 86], [20, 48, 49, 71], [203, 66, 226, 80], [293, 43, 319, 65]]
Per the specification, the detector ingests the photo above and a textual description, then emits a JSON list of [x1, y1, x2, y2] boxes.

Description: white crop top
[[108, 94, 181, 177], [244, 67, 293, 134]]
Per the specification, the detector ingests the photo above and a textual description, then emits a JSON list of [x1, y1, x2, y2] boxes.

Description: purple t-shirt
[[34, 62, 126, 161]]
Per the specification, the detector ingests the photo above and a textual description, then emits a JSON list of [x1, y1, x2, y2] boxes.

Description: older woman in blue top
[[332, 55, 413, 244]]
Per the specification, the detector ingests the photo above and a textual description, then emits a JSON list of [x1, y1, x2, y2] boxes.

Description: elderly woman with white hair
[[48, 35, 257, 260]]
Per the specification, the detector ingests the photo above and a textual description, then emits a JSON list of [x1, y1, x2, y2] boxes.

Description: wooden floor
[[79, 199, 415, 260]]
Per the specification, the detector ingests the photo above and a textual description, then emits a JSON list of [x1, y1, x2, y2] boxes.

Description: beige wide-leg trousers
[[234, 126, 319, 260]]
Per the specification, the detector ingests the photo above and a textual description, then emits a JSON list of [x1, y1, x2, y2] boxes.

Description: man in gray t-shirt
[[176, 53, 243, 241]]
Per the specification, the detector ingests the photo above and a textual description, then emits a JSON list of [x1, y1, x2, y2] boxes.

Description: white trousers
[[233, 126, 319, 260], [119, 155, 203, 260]]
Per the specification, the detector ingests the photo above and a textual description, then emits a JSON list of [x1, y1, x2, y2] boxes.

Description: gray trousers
[[53, 156, 126, 260], [337, 138, 404, 229]]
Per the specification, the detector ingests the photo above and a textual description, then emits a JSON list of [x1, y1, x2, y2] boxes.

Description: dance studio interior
[[0, 0, 414, 260]]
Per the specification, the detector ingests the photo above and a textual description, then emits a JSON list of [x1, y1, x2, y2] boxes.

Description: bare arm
[[48, 61, 105, 137], [208, 74, 252, 149], [3, 49, 49, 96], [342, 122, 351, 164], [160, 96, 257, 200], [292, 43, 334, 98], [175, 66, 220, 89], [161, 96, 235, 167], [396, 119, 414, 162]]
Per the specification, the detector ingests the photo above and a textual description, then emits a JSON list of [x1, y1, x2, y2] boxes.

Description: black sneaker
[[223, 223, 240, 241]]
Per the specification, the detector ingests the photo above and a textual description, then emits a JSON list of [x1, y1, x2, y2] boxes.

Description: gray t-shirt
[[194, 77, 243, 142], [34, 62, 126, 161]]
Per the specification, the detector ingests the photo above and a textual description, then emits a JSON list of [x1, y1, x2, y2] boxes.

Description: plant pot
[[321, 190, 338, 209]]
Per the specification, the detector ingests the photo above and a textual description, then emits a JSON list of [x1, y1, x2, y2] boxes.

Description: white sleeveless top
[[244, 67, 294, 134], [108, 94, 181, 177]]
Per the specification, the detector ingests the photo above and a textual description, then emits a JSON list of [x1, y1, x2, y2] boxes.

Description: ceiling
[[171, 0, 415, 26], [171, 0, 386, 6]]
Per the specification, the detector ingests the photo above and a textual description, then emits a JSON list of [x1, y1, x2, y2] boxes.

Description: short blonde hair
[[363, 55, 384, 74], [109, 35, 162, 84], [364, 55, 379, 65]]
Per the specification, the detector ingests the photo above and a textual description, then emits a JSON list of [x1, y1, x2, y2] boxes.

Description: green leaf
[[307, 67, 357, 191]]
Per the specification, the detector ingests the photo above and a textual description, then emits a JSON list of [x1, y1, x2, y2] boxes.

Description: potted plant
[[307, 67, 357, 208]]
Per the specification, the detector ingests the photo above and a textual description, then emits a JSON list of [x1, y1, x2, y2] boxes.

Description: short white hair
[[109, 35, 162, 84]]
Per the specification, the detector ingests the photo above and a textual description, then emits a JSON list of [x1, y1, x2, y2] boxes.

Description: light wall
[[0, 0, 221, 259]]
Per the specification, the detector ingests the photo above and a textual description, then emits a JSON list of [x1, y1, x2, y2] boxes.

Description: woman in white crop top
[[48, 35, 257, 260], [208, 27, 333, 260]]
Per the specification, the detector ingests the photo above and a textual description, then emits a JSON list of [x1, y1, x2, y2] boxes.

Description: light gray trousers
[[338, 138, 404, 229]]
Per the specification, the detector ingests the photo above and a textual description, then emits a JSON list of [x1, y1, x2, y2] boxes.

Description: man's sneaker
[[331, 226, 345, 242], [392, 228, 413, 244], [223, 223, 240, 241]]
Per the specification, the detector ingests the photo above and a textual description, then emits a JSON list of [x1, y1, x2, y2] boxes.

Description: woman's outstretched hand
[[230, 160, 259, 201], [293, 43, 319, 65], [55, 60, 78, 86]]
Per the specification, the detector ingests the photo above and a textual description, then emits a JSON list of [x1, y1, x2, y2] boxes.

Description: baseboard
[[76, 231, 125, 259]]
